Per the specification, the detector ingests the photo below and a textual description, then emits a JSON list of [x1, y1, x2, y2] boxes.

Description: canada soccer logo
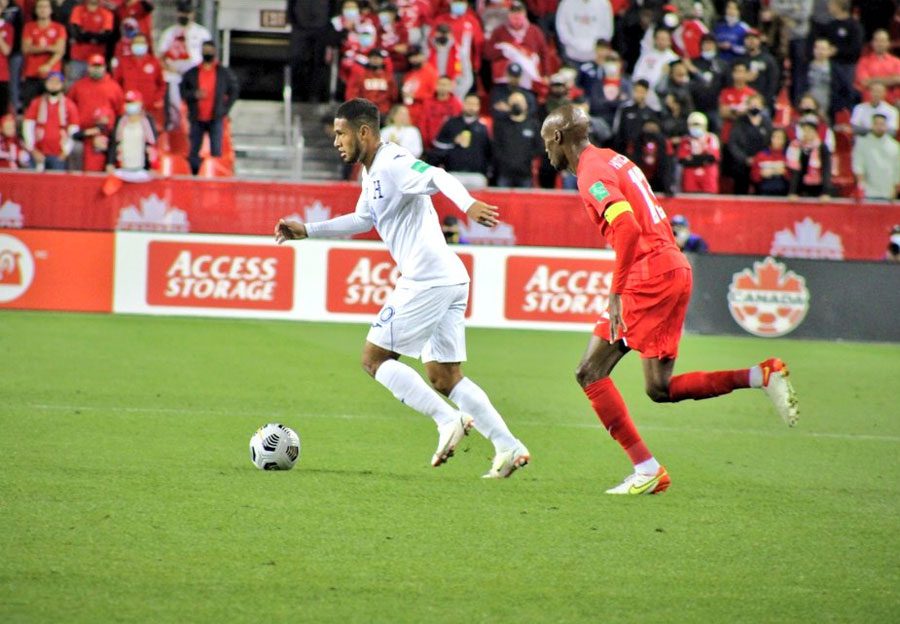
[[0, 233, 36, 303], [727, 257, 810, 337]]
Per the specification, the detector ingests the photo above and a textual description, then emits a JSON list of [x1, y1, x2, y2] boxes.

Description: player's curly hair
[[336, 99, 381, 133]]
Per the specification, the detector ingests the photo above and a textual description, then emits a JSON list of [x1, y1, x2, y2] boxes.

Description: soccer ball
[[249, 423, 301, 470]]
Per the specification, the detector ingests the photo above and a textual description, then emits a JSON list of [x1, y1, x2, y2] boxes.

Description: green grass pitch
[[1, 311, 898, 623]]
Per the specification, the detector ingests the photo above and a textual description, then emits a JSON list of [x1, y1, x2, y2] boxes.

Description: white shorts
[[366, 283, 468, 363]]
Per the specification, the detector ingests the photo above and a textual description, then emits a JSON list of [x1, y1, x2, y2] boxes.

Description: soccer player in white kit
[[275, 99, 530, 478]]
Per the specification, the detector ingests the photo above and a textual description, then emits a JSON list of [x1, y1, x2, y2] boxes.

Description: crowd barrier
[[2, 229, 897, 342], [1, 171, 899, 261]]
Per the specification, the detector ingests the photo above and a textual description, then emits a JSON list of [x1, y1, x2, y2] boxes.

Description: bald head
[[541, 104, 592, 173]]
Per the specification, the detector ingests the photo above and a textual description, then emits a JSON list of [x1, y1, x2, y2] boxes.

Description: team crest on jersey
[[727, 257, 809, 338]]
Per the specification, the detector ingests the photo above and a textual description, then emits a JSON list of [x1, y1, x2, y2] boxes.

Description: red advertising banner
[[146, 241, 294, 310], [326, 247, 474, 316], [2, 171, 899, 260], [0, 228, 113, 312], [505, 255, 615, 323]]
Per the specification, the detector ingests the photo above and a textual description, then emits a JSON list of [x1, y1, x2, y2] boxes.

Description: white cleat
[[760, 358, 799, 427], [431, 414, 474, 467], [605, 466, 671, 495], [482, 441, 531, 479]]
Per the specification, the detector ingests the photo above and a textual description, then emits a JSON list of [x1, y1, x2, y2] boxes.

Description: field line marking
[[10, 403, 900, 444]]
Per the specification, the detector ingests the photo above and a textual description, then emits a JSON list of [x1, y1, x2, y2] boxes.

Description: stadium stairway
[[230, 101, 343, 182]]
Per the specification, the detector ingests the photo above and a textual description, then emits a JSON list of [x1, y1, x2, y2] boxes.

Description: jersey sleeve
[[389, 155, 475, 212], [577, 161, 628, 225]]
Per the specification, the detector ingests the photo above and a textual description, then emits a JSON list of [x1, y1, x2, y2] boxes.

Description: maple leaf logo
[[0, 195, 24, 228], [117, 194, 190, 232], [727, 257, 810, 338], [770, 217, 843, 259]]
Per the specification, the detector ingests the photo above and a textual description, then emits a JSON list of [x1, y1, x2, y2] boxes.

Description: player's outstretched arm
[[466, 200, 500, 227], [274, 219, 308, 244]]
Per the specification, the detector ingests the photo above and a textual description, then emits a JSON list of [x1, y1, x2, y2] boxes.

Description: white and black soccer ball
[[249, 423, 301, 470]]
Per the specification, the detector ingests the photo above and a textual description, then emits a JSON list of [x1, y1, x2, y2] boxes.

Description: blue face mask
[[358, 34, 374, 48], [378, 12, 392, 26], [343, 9, 359, 21], [450, 2, 467, 16]]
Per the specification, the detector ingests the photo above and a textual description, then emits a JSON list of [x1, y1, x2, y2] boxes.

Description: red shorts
[[594, 267, 692, 360]]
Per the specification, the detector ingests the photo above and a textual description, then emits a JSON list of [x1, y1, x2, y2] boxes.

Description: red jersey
[[69, 5, 114, 62], [345, 67, 397, 115], [68, 75, 125, 124], [113, 54, 165, 110], [718, 85, 758, 142], [112, 0, 154, 41], [25, 94, 80, 157], [22, 21, 66, 78], [197, 63, 217, 121], [576, 146, 689, 290]]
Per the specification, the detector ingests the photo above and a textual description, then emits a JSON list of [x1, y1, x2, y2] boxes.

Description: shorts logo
[[588, 181, 609, 202], [727, 257, 809, 337], [411, 160, 431, 173], [379, 306, 395, 323], [0, 234, 35, 303]]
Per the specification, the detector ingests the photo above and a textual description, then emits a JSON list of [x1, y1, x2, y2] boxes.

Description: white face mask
[[701, 50, 716, 60], [725, 15, 738, 26], [663, 13, 679, 28], [603, 62, 620, 77], [131, 43, 148, 56], [125, 102, 142, 115], [689, 126, 704, 138]]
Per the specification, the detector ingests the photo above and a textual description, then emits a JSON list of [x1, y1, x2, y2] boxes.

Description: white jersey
[[306, 142, 475, 289]]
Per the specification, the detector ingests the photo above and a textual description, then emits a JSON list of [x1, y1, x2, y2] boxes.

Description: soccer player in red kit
[[541, 105, 799, 495]]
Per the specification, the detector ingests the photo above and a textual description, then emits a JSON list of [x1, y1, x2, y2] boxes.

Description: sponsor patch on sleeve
[[411, 160, 431, 173], [588, 181, 610, 202]]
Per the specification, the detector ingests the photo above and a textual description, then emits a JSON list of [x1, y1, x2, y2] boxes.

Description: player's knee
[[428, 371, 459, 396], [645, 383, 671, 403], [360, 354, 385, 378], [575, 362, 607, 388]]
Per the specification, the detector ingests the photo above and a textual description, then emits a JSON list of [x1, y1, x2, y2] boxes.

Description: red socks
[[668, 370, 750, 402], [584, 378, 652, 465]]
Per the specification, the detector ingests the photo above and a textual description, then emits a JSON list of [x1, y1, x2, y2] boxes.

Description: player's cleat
[[482, 441, 531, 479], [605, 466, 671, 495], [431, 414, 474, 467], [760, 357, 799, 427]]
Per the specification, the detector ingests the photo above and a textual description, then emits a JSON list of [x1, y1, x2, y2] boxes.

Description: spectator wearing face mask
[[555, 0, 614, 66], [428, 23, 464, 94], [400, 44, 438, 127], [713, 0, 751, 62], [787, 116, 832, 200], [484, 1, 552, 92], [67, 0, 114, 82], [789, 93, 835, 153], [112, 1, 155, 45], [718, 60, 759, 142], [490, 62, 537, 116], [751, 128, 791, 196], [628, 118, 675, 195], [639, 3, 683, 56], [677, 111, 719, 194], [376, 4, 410, 75], [113, 32, 164, 128], [345, 48, 397, 116], [158, 0, 212, 130], [670, 214, 709, 253], [492, 90, 542, 188], [68, 54, 124, 139], [23, 71, 79, 171], [112, 17, 141, 62], [110, 89, 157, 171], [674, 2, 710, 60], [726, 93, 772, 194], [432, 92, 492, 188], [686, 34, 728, 131], [579, 46, 630, 132], [431, 0, 483, 99], [333, 0, 380, 88], [180, 40, 239, 175]]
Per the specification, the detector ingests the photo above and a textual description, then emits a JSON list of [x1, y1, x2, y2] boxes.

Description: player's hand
[[274, 219, 307, 244], [466, 201, 499, 227], [608, 293, 627, 343]]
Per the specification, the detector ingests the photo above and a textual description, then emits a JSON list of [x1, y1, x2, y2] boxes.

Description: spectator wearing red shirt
[[68, 53, 124, 126], [68, 0, 114, 81], [0, 5, 12, 114], [396, 0, 433, 46], [180, 40, 239, 174], [333, 0, 380, 87], [73, 104, 114, 171], [23, 71, 79, 170], [427, 23, 464, 91], [718, 60, 758, 142], [677, 111, 719, 194], [0, 112, 29, 168], [674, 3, 709, 60], [376, 4, 410, 74], [21, 0, 65, 109], [484, 1, 552, 93], [419, 74, 462, 149], [110, 0, 154, 44], [401, 44, 438, 126], [113, 32, 164, 128], [855, 29, 900, 103], [751, 127, 791, 196], [345, 48, 397, 116], [0, 0, 24, 115]]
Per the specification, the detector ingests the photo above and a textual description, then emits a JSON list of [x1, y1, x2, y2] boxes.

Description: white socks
[[635, 457, 661, 475], [374, 359, 458, 426], [449, 377, 518, 452], [749, 365, 763, 388]]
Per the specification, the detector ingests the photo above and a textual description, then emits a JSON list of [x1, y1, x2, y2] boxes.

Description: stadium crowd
[[1, 0, 899, 199]]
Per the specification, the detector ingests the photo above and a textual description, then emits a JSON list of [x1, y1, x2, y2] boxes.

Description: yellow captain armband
[[603, 201, 633, 225]]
